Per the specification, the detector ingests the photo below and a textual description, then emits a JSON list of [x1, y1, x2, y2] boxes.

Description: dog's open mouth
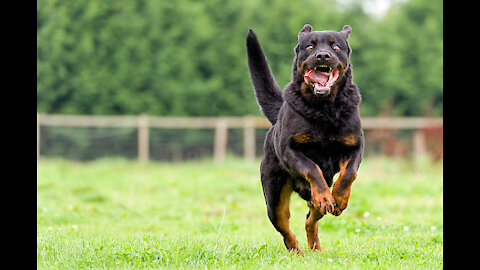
[[304, 65, 340, 95]]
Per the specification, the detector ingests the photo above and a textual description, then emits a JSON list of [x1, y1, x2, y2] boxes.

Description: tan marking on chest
[[293, 133, 312, 143], [340, 135, 358, 146]]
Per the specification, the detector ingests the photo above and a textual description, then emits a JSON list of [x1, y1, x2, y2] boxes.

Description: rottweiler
[[246, 24, 364, 254]]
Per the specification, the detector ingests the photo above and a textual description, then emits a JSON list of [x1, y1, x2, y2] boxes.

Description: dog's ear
[[340, 25, 352, 39], [298, 24, 312, 40]]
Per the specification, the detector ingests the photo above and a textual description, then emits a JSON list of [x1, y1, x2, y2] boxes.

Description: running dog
[[246, 24, 364, 254]]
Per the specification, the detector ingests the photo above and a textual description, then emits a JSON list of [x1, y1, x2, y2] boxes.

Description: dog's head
[[293, 24, 352, 98]]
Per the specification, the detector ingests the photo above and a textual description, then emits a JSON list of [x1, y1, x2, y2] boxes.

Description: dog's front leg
[[332, 148, 362, 216], [282, 147, 335, 215]]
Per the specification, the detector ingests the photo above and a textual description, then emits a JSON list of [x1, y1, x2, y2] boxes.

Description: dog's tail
[[246, 29, 283, 125]]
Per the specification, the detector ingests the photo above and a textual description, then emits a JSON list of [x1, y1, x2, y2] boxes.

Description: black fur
[[246, 30, 284, 125], [246, 24, 364, 252]]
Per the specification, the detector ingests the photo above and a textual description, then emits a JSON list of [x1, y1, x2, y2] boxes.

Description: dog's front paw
[[332, 186, 351, 216], [311, 190, 336, 215]]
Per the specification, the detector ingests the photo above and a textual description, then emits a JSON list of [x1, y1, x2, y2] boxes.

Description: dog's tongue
[[304, 69, 330, 86]]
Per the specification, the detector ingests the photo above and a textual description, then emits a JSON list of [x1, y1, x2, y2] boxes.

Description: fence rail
[[37, 114, 443, 162]]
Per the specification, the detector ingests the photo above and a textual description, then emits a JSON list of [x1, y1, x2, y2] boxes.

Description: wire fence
[[37, 114, 443, 162]]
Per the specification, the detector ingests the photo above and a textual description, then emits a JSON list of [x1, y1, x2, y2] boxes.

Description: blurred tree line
[[37, 0, 442, 117]]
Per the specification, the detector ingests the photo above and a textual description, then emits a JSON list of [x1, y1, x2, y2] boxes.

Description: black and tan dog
[[246, 24, 364, 254]]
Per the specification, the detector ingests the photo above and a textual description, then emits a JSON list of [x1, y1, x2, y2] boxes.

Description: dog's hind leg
[[305, 202, 324, 251], [267, 179, 303, 255], [261, 156, 303, 255]]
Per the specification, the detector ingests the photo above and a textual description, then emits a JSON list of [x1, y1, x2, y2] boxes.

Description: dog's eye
[[306, 45, 314, 51], [333, 45, 340, 51]]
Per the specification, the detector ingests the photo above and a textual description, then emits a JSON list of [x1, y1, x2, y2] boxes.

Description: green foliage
[[353, 0, 443, 116], [37, 157, 443, 268], [37, 0, 443, 116]]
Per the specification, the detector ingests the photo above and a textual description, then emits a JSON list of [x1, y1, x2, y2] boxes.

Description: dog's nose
[[316, 52, 331, 61]]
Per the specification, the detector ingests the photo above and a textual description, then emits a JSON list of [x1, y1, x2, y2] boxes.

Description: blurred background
[[36, 0, 443, 162]]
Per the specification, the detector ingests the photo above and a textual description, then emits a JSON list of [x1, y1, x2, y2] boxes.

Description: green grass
[[37, 156, 443, 269]]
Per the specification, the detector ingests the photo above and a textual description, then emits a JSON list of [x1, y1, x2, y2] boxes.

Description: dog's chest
[[291, 131, 358, 163], [292, 132, 358, 148]]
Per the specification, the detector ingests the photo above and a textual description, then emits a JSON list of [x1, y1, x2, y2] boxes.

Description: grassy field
[[37, 156, 443, 269]]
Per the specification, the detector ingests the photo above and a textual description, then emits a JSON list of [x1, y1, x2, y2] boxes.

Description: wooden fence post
[[413, 129, 426, 158], [214, 119, 228, 163], [137, 115, 149, 163], [413, 129, 427, 170], [243, 117, 255, 161]]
